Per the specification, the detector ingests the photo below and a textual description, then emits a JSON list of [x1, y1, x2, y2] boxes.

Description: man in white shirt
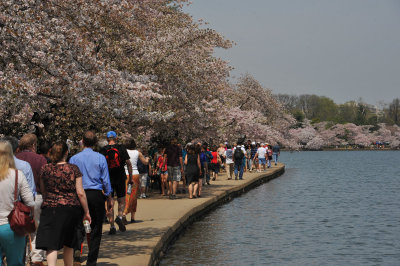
[[223, 144, 234, 180], [255, 143, 267, 172]]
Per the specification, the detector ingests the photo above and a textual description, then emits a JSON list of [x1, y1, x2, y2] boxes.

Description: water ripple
[[161, 151, 400, 266]]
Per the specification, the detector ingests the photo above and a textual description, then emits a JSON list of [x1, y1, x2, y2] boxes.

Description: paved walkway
[[57, 163, 284, 266]]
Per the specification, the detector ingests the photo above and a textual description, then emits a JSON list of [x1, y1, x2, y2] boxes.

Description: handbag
[[7, 169, 36, 236]]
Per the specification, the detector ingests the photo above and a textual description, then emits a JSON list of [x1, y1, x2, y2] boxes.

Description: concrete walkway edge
[[149, 165, 285, 265]]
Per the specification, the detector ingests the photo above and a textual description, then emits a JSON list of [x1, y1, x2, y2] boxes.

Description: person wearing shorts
[[255, 143, 267, 172], [157, 148, 169, 196], [101, 131, 132, 234], [165, 137, 183, 199]]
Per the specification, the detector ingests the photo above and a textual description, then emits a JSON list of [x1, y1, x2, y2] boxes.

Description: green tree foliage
[[274, 94, 388, 127]]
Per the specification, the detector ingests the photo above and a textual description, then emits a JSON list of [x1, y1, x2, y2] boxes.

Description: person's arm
[[217, 154, 222, 164], [40, 172, 47, 200], [100, 156, 113, 211], [76, 177, 91, 224], [126, 159, 133, 184], [184, 154, 188, 165], [138, 152, 149, 165], [19, 171, 35, 209], [180, 156, 184, 172], [197, 155, 202, 175]]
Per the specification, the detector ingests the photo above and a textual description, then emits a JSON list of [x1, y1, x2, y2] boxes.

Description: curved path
[[59, 163, 285, 265]]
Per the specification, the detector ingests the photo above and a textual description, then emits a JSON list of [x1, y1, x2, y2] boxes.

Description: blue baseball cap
[[106, 131, 117, 138]]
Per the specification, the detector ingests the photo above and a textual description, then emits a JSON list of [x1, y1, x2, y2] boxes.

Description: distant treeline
[[274, 94, 400, 127]]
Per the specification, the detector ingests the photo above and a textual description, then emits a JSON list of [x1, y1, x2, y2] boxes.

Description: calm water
[[160, 151, 400, 266]]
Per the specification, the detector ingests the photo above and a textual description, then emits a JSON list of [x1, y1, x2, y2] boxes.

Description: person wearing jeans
[[272, 145, 280, 166], [233, 144, 246, 180], [234, 161, 244, 180]]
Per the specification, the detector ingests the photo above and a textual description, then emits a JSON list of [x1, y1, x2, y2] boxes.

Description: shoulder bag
[[7, 170, 36, 236]]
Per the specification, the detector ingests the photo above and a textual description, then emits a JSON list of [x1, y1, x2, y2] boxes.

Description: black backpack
[[234, 147, 244, 161], [105, 146, 121, 169]]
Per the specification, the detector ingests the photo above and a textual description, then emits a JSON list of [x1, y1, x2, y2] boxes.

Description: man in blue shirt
[[69, 131, 112, 266]]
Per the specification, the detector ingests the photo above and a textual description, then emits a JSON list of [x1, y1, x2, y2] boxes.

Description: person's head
[[49, 141, 69, 163], [38, 141, 51, 156], [83, 131, 98, 148], [219, 143, 224, 148], [185, 142, 192, 148], [202, 143, 208, 151], [126, 139, 137, 150], [195, 143, 201, 154], [226, 144, 232, 149], [0, 141, 16, 181], [187, 144, 195, 154], [212, 145, 218, 152], [1, 136, 19, 152], [170, 137, 177, 145], [18, 133, 38, 152], [256, 143, 260, 148], [106, 131, 117, 143]]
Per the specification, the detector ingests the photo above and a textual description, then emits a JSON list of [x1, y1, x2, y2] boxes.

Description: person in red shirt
[[16, 133, 47, 265], [157, 148, 169, 196], [210, 145, 221, 181]]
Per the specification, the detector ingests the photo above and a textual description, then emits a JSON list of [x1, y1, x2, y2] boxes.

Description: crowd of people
[[0, 131, 280, 266]]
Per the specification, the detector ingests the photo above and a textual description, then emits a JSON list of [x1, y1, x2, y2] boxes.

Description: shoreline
[[151, 165, 285, 265], [283, 148, 399, 151], [57, 164, 285, 266]]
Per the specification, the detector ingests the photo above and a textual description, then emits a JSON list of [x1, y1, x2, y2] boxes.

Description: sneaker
[[169, 194, 173, 199], [115, 216, 126, 232], [142, 194, 147, 198], [122, 216, 128, 225], [108, 227, 116, 235]]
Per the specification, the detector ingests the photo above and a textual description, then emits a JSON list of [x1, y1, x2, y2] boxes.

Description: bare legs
[[161, 173, 168, 195], [188, 182, 199, 198], [47, 246, 73, 266], [198, 178, 203, 196], [108, 197, 125, 227]]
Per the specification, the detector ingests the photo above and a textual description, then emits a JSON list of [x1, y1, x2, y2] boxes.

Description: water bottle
[[83, 220, 91, 234], [127, 184, 132, 195]]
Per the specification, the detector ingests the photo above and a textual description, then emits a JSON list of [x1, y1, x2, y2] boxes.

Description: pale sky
[[185, 0, 400, 105]]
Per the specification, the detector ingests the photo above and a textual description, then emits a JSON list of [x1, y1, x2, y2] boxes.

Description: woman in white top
[[0, 140, 35, 265], [123, 139, 148, 223]]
